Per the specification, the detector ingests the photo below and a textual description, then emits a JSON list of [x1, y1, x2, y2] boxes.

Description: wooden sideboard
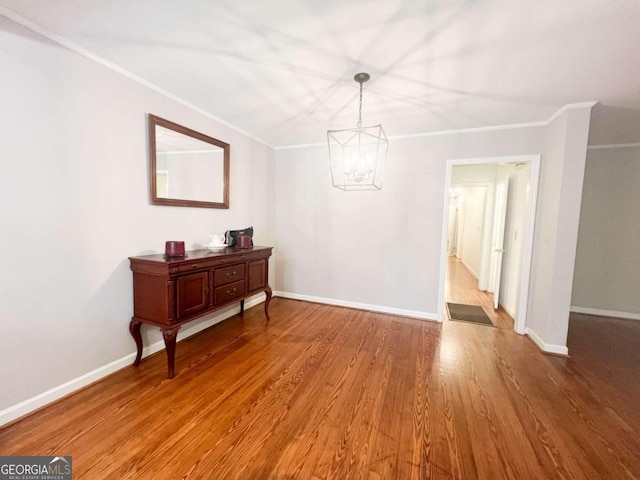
[[129, 246, 273, 378]]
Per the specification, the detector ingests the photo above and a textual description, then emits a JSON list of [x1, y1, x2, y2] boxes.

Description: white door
[[491, 181, 509, 309]]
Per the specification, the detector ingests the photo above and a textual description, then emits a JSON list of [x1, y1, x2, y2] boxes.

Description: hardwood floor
[[1, 298, 639, 479], [445, 256, 514, 329]]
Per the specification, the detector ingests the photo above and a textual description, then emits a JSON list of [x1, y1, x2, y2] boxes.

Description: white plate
[[207, 244, 227, 251]]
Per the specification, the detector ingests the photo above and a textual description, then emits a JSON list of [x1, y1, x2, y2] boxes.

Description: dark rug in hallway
[[446, 303, 494, 326]]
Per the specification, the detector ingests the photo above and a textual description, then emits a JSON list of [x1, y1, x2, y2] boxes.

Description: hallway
[[445, 256, 515, 329]]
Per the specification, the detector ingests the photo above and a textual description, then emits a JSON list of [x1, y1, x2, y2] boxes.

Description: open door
[[491, 180, 509, 309]]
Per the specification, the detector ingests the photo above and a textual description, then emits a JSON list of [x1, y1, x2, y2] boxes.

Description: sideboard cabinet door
[[248, 259, 267, 292], [177, 272, 209, 319]]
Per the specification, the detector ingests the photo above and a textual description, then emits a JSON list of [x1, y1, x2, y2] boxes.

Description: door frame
[[437, 154, 541, 334]]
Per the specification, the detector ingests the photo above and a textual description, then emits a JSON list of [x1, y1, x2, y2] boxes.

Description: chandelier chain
[[357, 80, 363, 128]]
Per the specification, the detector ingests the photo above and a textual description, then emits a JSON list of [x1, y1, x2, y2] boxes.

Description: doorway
[[437, 155, 540, 334]]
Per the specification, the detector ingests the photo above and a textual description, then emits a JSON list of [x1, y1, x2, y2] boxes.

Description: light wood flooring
[[1, 297, 639, 479], [445, 256, 514, 329]]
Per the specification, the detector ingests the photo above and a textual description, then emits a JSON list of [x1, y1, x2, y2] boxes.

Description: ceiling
[[2, 0, 640, 147]]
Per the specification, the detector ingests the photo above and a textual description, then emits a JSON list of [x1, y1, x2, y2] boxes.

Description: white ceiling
[[2, 0, 640, 147]]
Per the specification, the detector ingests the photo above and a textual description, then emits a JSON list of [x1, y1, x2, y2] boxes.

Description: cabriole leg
[[264, 286, 273, 321], [162, 327, 180, 379], [129, 319, 143, 366]]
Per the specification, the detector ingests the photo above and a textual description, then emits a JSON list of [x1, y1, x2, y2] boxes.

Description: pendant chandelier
[[327, 73, 389, 191]]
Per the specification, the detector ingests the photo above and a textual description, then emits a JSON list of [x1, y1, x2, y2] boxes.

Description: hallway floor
[[445, 256, 515, 329]]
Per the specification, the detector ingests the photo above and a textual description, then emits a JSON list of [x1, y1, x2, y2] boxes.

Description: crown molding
[[546, 101, 598, 123], [0, 6, 275, 149], [276, 102, 599, 150], [387, 120, 550, 141], [277, 141, 327, 150]]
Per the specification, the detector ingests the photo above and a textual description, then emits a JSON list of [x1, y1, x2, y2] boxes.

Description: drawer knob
[[226, 288, 237, 296], [226, 271, 237, 278], [191, 264, 199, 269]]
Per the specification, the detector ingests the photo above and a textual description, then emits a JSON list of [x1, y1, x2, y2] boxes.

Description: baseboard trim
[[525, 327, 569, 356], [460, 259, 479, 280], [587, 143, 640, 150], [0, 295, 265, 427], [274, 291, 439, 322], [570, 306, 640, 321], [499, 302, 517, 320]]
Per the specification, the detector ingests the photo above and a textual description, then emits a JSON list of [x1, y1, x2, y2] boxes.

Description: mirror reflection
[[149, 114, 229, 209]]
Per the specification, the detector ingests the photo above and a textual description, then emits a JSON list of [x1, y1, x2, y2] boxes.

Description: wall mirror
[[149, 114, 230, 208]]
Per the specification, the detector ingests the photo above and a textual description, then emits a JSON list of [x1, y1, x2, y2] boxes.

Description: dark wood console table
[[129, 246, 273, 378]]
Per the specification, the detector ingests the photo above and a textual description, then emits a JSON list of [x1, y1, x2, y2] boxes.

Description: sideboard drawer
[[214, 279, 246, 305], [214, 263, 246, 286], [176, 260, 217, 273]]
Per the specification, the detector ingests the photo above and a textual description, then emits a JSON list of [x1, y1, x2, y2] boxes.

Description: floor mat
[[446, 302, 495, 326]]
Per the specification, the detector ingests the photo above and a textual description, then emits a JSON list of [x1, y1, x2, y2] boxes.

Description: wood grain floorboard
[[2, 291, 640, 479]]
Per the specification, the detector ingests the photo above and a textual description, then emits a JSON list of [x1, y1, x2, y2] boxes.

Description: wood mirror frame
[[149, 114, 230, 209]]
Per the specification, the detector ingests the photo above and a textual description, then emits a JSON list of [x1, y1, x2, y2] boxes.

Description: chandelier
[[327, 73, 389, 191]]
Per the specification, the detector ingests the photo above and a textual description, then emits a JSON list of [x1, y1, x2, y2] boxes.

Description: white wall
[[275, 139, 447, 317], [526, 108, 592, 352], [275, 106, 592, 353], [572, 145, 640, 316], [0, 16, 276, 416], [456, 186, 486, 279]]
